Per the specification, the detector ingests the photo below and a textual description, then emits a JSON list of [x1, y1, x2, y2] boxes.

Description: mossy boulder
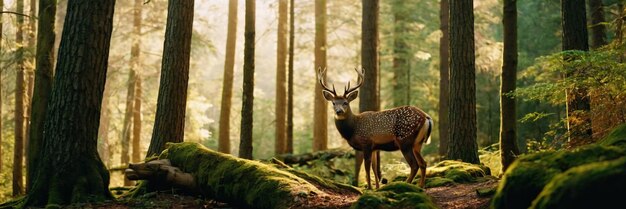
[[390, 160, 490, 189], [351, 182, 437, 209], [492, 124, 626, 209], [599, 124, 626, 148], [529, 157, 626, 209]]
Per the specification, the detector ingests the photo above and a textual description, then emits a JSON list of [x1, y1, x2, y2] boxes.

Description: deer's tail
[[424, 118, 433, 145]]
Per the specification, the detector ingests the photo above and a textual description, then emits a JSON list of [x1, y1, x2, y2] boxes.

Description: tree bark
[[438, 0, 450, 157], [562, 0, 592, 144], [500, 0, 521, 172], [392, 0, 409, 107], [447, 0, 479, 164], [218, 0, 238, 154], [27, 0, 56, 192], [239, 0, 255, 160], [286, 0, 295, 154], [588, 0, 607, 49], [121, 68, 135, 186], [24, 0, 36, 189], [275, 0, 288, 155], [23, 0, 116, 206], [131, 0, 143, 166], [313, 0, 328, 152], [0, 0, 4, 175], [147, 0, 194, 157], [14, 0, 26, 196]]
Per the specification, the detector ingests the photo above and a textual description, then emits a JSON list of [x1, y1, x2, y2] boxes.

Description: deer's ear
[[322, 90, 335, 101], [346, 91, 359, 102]]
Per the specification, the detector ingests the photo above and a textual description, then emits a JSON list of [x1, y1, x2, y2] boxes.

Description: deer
[[318, 67, 432, 189]]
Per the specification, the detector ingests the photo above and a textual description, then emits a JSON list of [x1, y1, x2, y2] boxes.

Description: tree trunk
[[447, 0, 479, 164], [218, 0, 238, 154], [13, 0, 26, 196], [22, 0, 116, 206], [588, 0, 607, 49], [27, 0, 56, 192], [146, 0, 194, 157], [0, 0, 4, 175], [356, 0, 381, 186], [98, 87, 111, 167], [126, 142, 360, 209], [275, 0, 288, 155], [313, 0, 328, 152], [392, 0, 409, 107], [129, 0, 143, 169], [562, 0, 592, 144], [121, 69, 135, 186], [286, 0, 295, 154], [239, 0, 255, 160], [24, 1, 36, 188], [438, 0, 450, 157], [500, 0, 521, 172]]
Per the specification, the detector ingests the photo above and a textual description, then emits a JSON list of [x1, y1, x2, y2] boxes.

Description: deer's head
[[318, 67, 364, 119]]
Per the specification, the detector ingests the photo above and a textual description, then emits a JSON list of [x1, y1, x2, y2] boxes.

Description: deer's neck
[[334, 112, 356, 140]]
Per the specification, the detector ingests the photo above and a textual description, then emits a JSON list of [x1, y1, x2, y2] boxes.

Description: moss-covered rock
[[530, 156, 626, 209], [599, 124, 626, 148], [391, 160, 491, 188], [351, 182, 437, 209], [491, 144, 626, 209]]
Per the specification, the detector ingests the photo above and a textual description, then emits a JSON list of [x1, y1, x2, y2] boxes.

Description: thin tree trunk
[[313, 0, 328, 152], [588, 0, 607, 49], [130, 0, 142, 166], [392, 0, 409, 107], [27, 0, 56, 192], [23, 0, 116, 206], [0, 0, 4, 174], [218, 0, 238, 154], [146, 0, 194, 157], [500, 0, 521, 172], [562, 0, 592, 144], [121, 69, 135, 186], [286, 0, 295, 154], [275, 0, 288, 155], [447, 0, 479, 164], [239, 0, 256, 160], [14, 0, 26, 196], [24, 1, 36, 186], [438, 0, 450, 157]]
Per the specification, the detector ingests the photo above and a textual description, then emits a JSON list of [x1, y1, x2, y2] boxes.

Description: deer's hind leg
[[371, 150, 381, 188], [401, 146, 419, 184], [413, 146, 427, 188], [363, 149, 374, 189]]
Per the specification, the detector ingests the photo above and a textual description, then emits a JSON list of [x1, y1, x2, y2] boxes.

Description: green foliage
[[351, 182, 437, 209]]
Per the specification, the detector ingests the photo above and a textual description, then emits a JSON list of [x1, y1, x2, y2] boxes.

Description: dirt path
[[426, 178, 499, 209]]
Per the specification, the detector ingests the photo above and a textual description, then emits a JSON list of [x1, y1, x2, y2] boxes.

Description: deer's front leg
[[371, 150, 380, 189], [363, 149, 373, 189]]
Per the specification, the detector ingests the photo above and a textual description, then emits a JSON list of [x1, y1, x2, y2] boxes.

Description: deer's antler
[[344, 68, 364, 96], [318, 67, 337, 96]]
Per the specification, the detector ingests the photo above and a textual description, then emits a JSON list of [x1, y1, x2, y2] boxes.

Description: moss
[[599, 124, 626, 148], [491, 145, 626, 209], [529, 157, 626, 209], [475, 187, 496, 197], [427, 160, 489, 182], [351, 182, 437, 209], [424, 177, 455, 188]]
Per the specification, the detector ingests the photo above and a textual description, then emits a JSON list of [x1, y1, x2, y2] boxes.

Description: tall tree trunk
[[14, 0, 26, 196], [23, 0, 116, 206], [146, 0, 194, 157], [131, 0, 143, 164], [239, 0, 255, 160], [0, 0, 4, 174], [500, 0, 521, 172], [218, 0, 238, 154], [447, 0, 479, 164], [275, 0, 288, 155], [438, 0, 450, 157], [588, 0, 607, 49], [313, 0, 328, 152], [562, 0, 592, 143], [24, 1, 36, 186], [356, 0, 381, 186], [392, 0, 409, 107], [132, 78, 142, 163], [98, 86, 111, 167], [121, 67, 135, 186], [27, 0, 56, 192], [286, 0, 295, 154]]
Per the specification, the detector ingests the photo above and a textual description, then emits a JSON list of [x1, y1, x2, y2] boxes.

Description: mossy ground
[[351, 182, 437, 209]]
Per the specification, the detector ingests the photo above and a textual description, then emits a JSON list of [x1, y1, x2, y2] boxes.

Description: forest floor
[[72, 178, 499, 209]]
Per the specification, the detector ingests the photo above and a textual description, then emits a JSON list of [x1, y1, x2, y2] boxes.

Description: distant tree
[[500, 0, 521, 172], [275, 0, 288, 155], [356, 0, 381, 186], [313, 0, 328, 152], [98, 85, 111, 167], [588, 0, 607, 49], [14, 0, 26, 196], [438, 0, 450, 157], [561, 0, 592, 143], [0, 0, 3, 174], [27, 0, 57, 192], [23, 0, 116, 206], [392, 0, 409, 107], [146, 0, 194, 156], [447, 0, 479, 164], [121, 54, 135, 186], [286, 0, 295, 154], [131, 0, 143, 164], [24, 1, 36, 179], [239, 0, 255, 160], [218, 0, 238, 154]]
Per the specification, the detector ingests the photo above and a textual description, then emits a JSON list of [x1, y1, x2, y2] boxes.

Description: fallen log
[[125, 142, 361, 209], [276, 148, 354, 165]]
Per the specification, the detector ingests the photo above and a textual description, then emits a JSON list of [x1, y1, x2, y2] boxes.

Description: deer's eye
[[343, 102, 348, 106]]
